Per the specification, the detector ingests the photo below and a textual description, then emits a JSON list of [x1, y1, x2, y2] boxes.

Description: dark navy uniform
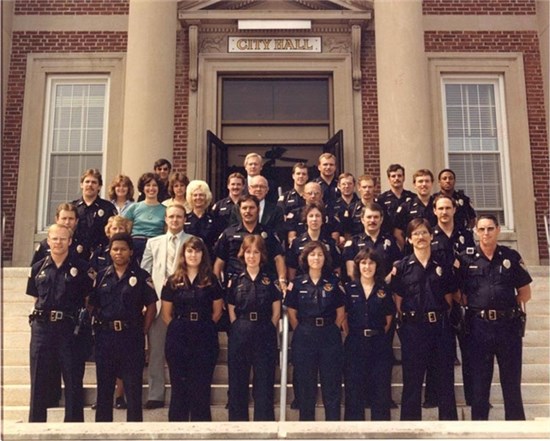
[[344, 282, 394, 420], [277, 188, 305, 217], [434, 190, 476, 230], [210, 197, 238, 237], [346, 199, 393, 237], [184, 211, 217, 256], [330, 194, 359, 236], [89, 264, 157, 422], [213, 223, 283, 279], [226, 271, 281, 421], [283, 207, 337, 240], [457, 245, 532, 420], [342, 232, 402, 278], [284, 273, 345, 421], [391, 255, 458, 421], [376, 189, 414, 227], [286, 232, 341, 276], [161, 275, 222, 421], [313, 176, 340, 208], [26, 255, 95, 422], [72, 197, 117, 259], [31, 237, 87, 266], [394, 195, 437, 233]]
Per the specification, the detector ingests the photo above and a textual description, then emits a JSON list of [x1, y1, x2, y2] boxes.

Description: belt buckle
[[249, 312, 258, 321], [315, 317, 324, 327], [50, 311, 63, 322], [488, 310, 497, 321], [190, 312, 199, 321], [363, 329, 372, 337], [113, 320, 123, 332], [427, 311, 437, 323]]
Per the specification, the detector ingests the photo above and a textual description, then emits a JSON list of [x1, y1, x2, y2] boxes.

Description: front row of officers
[[27, 197, 532, 423]]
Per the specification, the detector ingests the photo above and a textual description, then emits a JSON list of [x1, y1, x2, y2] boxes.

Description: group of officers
[[26, 152, 532, 423]]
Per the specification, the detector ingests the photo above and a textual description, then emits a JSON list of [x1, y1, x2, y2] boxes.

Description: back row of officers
[[27, 154, 532, 423]]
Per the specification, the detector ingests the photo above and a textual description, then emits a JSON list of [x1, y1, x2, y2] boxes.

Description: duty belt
[[468, 307, 522, 321], [95, 319, 137, 332], [175, 311, 204, 322], [300, 316, 335, 327], [351, 328, 382, 337], [237, 311, 270, 322], [30, 309, 76, 323], [401, 310, 445, 324]]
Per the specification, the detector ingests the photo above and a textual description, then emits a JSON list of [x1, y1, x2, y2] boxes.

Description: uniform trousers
[[468, 317, 524, 420], [29, 320, 83, 422], [228, 319, 278, 421], [94, 328, 145, 422], [165, 318, 219, 421], [398, 318, 457, 421], [146, 315, 168, 402], [292, 323, 343, 421], [344, 332, 392, 421]]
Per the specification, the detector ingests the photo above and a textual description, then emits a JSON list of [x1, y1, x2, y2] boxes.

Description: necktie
[[166, 234, 177, 275]]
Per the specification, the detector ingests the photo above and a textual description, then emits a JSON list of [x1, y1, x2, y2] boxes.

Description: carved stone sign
[[228, 36, 321, 53]]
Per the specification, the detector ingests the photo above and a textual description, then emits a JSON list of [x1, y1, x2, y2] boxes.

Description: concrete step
[[4, 382, 550, 407], [3, 402, 550, 423]]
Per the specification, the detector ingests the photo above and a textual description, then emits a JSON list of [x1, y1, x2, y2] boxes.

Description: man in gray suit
[[141, 204, 194, 409]]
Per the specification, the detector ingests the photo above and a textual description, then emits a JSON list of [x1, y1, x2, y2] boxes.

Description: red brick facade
[[423, 0, 537, 15], [2, 31, 127, 261], [14, 0, 129, 15], [173, 28, 190, 173], [425, 30, 549, 259]]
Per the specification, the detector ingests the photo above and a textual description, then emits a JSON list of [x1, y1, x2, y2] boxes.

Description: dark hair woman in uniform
[[284, 240, 345, 421], [161, 236, 224, 421], [343, 248, 394, 421], [226, 235, 282, 421]]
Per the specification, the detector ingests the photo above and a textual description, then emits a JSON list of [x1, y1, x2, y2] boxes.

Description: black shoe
[[144, 400, 164, 409], [390, 400, 398, 409], [422, 401, 437, 409], [290, 399, 299, 410], [115, 396, 127, 409]]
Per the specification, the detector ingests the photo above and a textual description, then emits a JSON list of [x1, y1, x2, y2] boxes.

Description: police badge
[[376, 289, 386, 298], [323, 283, 333, 291], [98, 209, 105, 217], [435, 266, 443, 276], [70, 267, 78, 277], [129, 276, 137, 287], [503, 259, 511, 269], [262, 277, 271, 285]]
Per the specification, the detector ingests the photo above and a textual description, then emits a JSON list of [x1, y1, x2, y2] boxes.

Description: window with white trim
[[38, 76, 109, 231], [442, 76, 512, 228]]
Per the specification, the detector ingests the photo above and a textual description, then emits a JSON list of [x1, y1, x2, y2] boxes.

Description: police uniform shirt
[[394, 195, 437, 232], [286, 231, 341, 273], [161, 275, 223, 319], [342, 232, 403, 276], [376, 189, 415, 223], [89, 264, 158, 323], [277, 189, 305, 216], [213, 223, 283, 276], [89, 244, 112, 272], [391, 254, 456, 313], [211, 197, 238, 235], [347, 199, 393, 237], [344, 281, 395, 331], [284, 273, 345, 321], [434, 190, 476, 230], [27, 255, 95, 312], [330, 194, 359, 235], [30, 237, 87, 266], [457, 245, 532, 310], [312, 176, 340, 208], [431, 226, 475, 269], [283, 206, 337, 238], [72, 197, 118, 257], [184, 211, 217, 250], [227, 272, 282, 319]]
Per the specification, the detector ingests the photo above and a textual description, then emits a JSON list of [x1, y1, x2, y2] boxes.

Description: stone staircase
[[2, 266, 549, 425]]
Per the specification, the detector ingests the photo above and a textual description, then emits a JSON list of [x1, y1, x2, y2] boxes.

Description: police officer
[[286, 202, 341, 281], [277, 162, 308, 217], [26, 224, 95, 422], [211, 172, 245, 237], [436, 169, 476, 230], [89, 233, 157, 422], [343, 248, 394, 421], [376, 164, 415, 229], [226, 235, 282, 421], [284, 241, 345, 421], [457, 215, 532, 420], [89, 215, 133, 271], [391, 218, 457, 421], [161, 236, 223, 422], [330, 173, 359, 242], [72, 168, 118, 259], [312, 152, 340, 208]]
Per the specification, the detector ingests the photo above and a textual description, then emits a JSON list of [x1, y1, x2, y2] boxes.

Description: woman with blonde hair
[[184, 180, 216, 255]]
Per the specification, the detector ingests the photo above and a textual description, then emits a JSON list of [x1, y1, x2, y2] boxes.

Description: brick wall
[[425, 31, 549, 260], [361, 30, 381, 184], [2, 31, 127, 262], [423, 0, 537, 15], [15, 0, 129, 15], [173, 27, 189, 173]]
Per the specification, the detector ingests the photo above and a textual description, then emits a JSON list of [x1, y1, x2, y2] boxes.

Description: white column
[[374, 0, 433, 189], [121, 0, 178, 184]]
